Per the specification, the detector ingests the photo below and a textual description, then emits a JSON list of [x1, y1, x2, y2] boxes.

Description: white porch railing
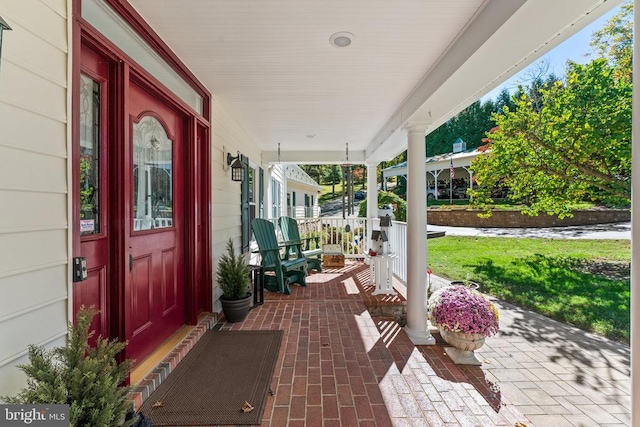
[[266, 216, 368, 258], [388, 220, 408, 284], [262, 216, 409, 280]]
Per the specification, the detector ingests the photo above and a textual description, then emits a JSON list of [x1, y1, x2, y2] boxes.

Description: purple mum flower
[[427, 285, 499, 337]]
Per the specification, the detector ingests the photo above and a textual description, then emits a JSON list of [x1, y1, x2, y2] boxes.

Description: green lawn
[[319, 183, 344, 203], [427, 236, 631, 343]]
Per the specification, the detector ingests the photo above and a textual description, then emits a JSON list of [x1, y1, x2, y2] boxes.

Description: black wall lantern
[[226, 151, 245, 182], [0, 16, 12, 70]]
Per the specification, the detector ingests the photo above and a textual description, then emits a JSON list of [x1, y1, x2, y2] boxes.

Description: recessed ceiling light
[[329, 32, 354, 48]]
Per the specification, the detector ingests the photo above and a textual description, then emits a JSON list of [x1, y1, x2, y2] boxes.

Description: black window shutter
[[292, 192, 296, 217], [241, 155, 250, 252], [304, 194, 310, 217]]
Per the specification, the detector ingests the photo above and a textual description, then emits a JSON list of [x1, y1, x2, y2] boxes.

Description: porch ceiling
[[129, 0, 619, 164]]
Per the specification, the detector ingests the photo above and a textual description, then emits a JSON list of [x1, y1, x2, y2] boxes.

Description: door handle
[[129, 253, 133, 272]]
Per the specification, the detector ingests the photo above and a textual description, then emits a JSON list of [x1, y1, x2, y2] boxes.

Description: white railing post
[[367, 162, 379, 254]]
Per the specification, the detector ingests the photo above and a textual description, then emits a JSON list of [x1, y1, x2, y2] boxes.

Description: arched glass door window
[[132, 116, 173, 231]]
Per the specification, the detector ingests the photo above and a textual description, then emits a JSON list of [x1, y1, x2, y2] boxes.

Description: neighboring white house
[[285, 165, 321, 218], [266, 164, 321, 220], [381, 148, 486, 198]]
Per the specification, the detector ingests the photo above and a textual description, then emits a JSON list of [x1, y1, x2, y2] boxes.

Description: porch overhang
[[129, 0, 620, 165]]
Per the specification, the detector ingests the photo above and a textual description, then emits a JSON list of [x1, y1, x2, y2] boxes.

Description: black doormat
[[140, 330, 283, 425]]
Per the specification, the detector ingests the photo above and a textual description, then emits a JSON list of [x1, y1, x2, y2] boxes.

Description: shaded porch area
[[133, 260, 630, 426]]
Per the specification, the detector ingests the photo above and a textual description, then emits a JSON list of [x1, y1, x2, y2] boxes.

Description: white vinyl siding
[[210, 97, 263, 312], [0, 148, 67, 193], [287, 182, 321, 218], [0, 0, 70, 396], [0, 191, 67, 233], [268, 164, 285, 219]]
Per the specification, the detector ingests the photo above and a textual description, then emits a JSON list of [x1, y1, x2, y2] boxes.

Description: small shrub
[[217, 238, 250, 300], [2, 307, 132, 427]]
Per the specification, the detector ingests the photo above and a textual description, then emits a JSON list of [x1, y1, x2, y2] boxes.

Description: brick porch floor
[[147, 260, 632, 426]]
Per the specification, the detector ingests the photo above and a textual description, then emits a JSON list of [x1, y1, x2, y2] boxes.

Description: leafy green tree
[[470, 59, 631, 217], [470, 3, 633, 216], [300, 164, 324, 185], [426, 99, 499, 156], [323, 165, 341, 195], [495, 87, 515, 113], [590, 0, 633, 82]]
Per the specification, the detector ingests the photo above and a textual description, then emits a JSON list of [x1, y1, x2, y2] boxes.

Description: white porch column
[[367, 162, 379, 250], [631, 0, 639, 422], [404, 122, 435, 345]]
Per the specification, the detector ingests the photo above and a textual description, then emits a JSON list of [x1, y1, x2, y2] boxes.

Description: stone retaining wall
[[426, 209, 630, 228]]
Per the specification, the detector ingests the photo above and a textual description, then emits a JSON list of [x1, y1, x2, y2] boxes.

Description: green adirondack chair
[[278, 216, 323, 272], [251, 218, 307, 295]]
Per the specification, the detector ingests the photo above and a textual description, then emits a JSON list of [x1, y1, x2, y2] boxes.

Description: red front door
[[74, 18, 213, 367], [125, 80, 185, 364]]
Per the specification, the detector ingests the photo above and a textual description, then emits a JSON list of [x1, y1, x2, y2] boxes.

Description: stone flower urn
[[439, 328, 485, 366]]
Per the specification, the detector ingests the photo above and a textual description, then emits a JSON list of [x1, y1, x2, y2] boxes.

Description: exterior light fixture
[[227, 151, 245, 182], [0, 16, 12, 70]]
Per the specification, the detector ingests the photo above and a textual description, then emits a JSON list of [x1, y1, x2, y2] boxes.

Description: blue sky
[[481, 4, 622, 102]]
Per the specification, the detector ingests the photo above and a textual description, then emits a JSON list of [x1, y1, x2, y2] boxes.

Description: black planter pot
[[220, 294, 252, 323]]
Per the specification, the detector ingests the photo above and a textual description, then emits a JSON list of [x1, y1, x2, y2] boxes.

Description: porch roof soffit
[[128, 0, 620, 166]]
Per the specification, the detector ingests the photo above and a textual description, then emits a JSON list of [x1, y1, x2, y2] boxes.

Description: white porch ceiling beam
[[262, 150, 367, 165], [366, 0, 621, 164]]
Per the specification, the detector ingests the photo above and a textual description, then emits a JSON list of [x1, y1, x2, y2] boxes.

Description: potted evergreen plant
[[2, 307, 134, 426], [217, 238, 252, 323]]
